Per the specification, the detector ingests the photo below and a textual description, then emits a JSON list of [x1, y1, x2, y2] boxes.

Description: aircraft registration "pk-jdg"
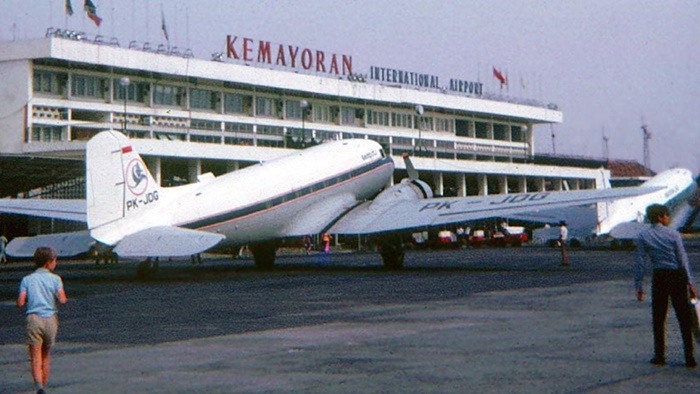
[[126, 191, 159, 211], [418, 193, 551, 212]]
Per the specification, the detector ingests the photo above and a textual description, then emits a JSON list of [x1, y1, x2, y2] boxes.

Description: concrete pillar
[[552, 178, 563, 191], [498, 176, 508, 195], [188, 159, 201, 183], [456, 173, 467, 197], [145, 157, 162, 186], [516, 176, 526, 193], [226, 161, 240, 173], [536, 177, 546, 192], [433, 172, 444, 196], [477, 174, 488, 196]]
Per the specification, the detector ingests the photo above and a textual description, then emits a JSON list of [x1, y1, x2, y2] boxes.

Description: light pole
[[300, 99, 309, 147], [119, 77, 130, 134], [414, 104, 424, 156]]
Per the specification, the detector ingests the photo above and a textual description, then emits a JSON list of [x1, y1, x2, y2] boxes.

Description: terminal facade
[[0, 31, 609, 236]]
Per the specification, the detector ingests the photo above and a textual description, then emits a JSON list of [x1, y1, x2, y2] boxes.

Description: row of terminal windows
[[33, 69, 528, 142]]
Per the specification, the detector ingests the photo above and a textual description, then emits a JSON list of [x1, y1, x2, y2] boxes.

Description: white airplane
[[516, 168, 696, 246], [0, 130, 661, 269]]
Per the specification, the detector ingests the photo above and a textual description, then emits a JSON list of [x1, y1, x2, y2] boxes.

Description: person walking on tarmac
[[635, 204, 697, 368], [17, 247, 68, 393], [0, 234, 8, 264], [322, 233, 332, 253], [559, 221, 569, 266]]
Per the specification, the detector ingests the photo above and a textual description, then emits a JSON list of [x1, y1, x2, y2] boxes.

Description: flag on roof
[[84, 0, 102, 26], [65, 0, 74, 16], [161, 8, 170, 41], [492, 67, 507, 85]]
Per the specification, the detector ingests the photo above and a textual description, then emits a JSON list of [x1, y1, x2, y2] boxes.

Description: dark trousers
[[652, 270, 695, 362]]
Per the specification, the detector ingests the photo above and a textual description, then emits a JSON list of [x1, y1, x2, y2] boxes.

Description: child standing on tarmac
[[17, 247, 68, 394]]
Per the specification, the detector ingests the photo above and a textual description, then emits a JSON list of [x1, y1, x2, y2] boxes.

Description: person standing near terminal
[[0, 234, 8, 264], [559, 221, 569, 266], [635, 204, 697, 368], [16, 247, 68, 394], [322, 233, 332, 253]]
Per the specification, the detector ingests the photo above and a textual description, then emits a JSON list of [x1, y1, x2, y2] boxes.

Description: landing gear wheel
[[377, 234, 405, 270], [136, 257, 159, 280], [249, 241, 278, 269]]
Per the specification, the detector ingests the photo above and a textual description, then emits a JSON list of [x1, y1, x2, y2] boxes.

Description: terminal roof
[[0, 156, 83, 198]]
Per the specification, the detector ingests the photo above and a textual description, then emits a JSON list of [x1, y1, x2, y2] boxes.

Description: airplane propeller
[[402, 152, 420, 181]]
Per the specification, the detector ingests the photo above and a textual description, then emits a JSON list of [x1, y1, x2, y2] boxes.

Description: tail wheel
[[136, 257, 159, 280], [249, 240, 278, 269]]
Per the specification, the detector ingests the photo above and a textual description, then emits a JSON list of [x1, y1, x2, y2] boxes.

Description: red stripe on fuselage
[[189, 161, 393, 231]]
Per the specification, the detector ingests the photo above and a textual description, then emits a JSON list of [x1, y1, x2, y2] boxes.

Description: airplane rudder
[[86, 131, 161, 228], [118, 137, 161, 216]]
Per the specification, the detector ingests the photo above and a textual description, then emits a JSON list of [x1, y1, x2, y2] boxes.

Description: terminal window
[[224, 93, 253, 115], [154, 84, 185, 107], [190, 89, 219, 111], [71, 75, 107, 99], [33, 70, 67, 95]]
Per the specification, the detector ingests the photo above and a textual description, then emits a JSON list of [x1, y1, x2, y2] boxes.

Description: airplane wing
[[502, 205, 599, 227], [112, 226, 226, 258], [6, 231, 94, 257], [329, 186, 662, 235], [609, 222, 648, 239], [0, 199, 86, 222]]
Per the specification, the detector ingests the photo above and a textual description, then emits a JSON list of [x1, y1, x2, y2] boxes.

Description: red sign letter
[[316, 50, 326, 73], [258, 41, 272, 64], [243, 38, 253, 62], [226, 35, 239, 59]]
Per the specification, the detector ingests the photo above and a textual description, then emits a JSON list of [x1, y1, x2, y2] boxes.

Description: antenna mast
[[641, 123, 651, 169], [550, 124, 556, 155], [602, 127, 609, 160]]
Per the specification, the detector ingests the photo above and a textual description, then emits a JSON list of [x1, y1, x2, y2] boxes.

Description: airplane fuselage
[[109, 139, 393, 246], [596, 168, 695, 235]]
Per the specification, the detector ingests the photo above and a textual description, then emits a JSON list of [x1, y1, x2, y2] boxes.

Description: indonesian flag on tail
[[492, 67, 507, 86], [84, 0, 102, 26]]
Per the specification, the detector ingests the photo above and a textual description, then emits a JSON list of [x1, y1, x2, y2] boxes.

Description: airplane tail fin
[[86, 131, 160, 232], [596, 167, 613, 226]]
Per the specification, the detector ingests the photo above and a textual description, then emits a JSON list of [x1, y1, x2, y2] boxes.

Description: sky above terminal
[[1, 0, 698, 174]]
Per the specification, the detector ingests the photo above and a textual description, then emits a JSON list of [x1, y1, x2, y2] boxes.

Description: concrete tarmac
[[1, 244, 699, 393]]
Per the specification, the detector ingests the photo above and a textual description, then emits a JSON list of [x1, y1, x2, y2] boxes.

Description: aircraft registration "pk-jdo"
[[418, 193, 551, 212], [126, 191, 159, 211]]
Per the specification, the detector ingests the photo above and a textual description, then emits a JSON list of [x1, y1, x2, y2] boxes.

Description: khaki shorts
[[26, 314, 58, 347]]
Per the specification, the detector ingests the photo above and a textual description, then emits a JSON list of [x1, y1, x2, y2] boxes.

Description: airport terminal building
[[0, 31, 609, 235]]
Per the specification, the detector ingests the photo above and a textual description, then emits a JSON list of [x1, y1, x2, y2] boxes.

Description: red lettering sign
[[225, 35, 353, 76]]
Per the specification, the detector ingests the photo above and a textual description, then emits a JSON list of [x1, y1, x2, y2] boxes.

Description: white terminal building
[[0, 31, 608, 235]]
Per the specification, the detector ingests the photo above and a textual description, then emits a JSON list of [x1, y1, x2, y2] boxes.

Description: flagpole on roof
[[110, 0, 114, 38], [187, 5, 191, 50], [145, 0, 150, 44], [161, 1, 169, 44], [131, 0, 135, 47]]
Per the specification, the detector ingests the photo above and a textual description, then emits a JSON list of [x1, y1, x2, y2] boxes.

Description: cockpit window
[[379, 149, 386, 158]]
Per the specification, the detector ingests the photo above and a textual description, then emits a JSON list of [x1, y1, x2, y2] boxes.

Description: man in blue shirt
[[635, 204, 697, 368], [17, 247, 68, 394]]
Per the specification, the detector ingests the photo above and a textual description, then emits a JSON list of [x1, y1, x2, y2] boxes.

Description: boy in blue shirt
[[17, 247, 68, 394]]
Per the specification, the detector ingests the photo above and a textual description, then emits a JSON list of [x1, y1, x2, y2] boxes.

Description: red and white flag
[[493, 67, 507, 86], [84, 0, 102, 26]]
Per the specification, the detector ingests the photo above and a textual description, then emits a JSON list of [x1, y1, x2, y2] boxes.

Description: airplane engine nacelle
[[371, 178, 433, 207]]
